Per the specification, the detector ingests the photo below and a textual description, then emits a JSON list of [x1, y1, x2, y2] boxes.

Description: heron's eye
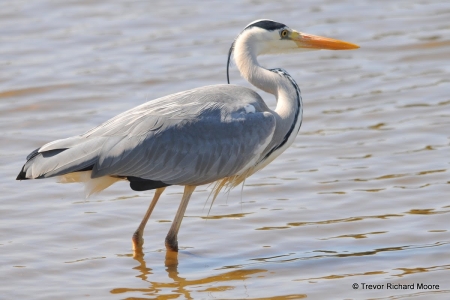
[[280, 29, 288, 38]]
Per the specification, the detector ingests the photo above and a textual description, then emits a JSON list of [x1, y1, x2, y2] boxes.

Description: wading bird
[[17, 20, 359, 252]]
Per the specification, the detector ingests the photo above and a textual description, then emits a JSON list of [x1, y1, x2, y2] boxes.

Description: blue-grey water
[[1, 0, 449, 299]]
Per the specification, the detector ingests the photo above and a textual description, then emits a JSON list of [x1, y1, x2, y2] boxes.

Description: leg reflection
[[165, 249, 179, 270], [131, 250, 152, 282], [111, 250, 269, 299]]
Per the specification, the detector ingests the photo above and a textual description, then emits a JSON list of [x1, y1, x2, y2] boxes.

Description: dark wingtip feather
[[16, 167, 28, 180], [26, 147, 41, 161], [16, 147, 41, 180]]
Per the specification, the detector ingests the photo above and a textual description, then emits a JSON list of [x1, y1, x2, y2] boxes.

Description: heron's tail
[[16, 136, 122, 196], [16, 136, 102, 180]]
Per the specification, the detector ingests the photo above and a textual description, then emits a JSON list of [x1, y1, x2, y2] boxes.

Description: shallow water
[[1, 0, 450, 299]]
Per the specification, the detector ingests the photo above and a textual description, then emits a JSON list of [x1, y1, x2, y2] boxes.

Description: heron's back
[[17, 84, 277, 192]]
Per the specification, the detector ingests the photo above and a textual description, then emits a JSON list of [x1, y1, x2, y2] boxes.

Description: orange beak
[[291, 30, 359, 50]]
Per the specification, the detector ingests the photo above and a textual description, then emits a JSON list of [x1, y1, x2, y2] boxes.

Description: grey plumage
[[18, 85, 276, 187]]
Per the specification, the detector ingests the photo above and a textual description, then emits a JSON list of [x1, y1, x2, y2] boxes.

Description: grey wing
[[19, 84, 276, 186], [91, 86, 276, 185]]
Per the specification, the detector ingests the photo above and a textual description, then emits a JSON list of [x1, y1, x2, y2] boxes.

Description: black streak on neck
[[262, 68, 302, 161]]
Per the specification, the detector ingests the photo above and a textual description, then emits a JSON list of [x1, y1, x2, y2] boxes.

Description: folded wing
[[17, 85, 276, 189]]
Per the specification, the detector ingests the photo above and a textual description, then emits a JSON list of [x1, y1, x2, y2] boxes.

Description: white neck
[[233, 30, 304, 169], [233, 31, 301, 122]]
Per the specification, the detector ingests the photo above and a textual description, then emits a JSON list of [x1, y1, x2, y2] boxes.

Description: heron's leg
[[165, 185, 196, 252], [132, 187, 166, 250]]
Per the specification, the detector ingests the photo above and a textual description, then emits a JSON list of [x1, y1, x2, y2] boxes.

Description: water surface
[[1, 0, 449, 299]]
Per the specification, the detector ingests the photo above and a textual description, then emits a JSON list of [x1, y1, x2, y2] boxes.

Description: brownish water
[[1, 1, 449, 299]]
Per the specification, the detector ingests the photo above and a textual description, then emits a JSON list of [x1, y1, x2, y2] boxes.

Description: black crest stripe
[[244, 20, 286, 31]]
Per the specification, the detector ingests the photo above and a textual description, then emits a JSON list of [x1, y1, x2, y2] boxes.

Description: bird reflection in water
[[110, 250, 269, 299]]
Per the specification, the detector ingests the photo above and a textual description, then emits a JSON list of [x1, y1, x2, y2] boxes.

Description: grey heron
[[17, 20, 359, 252]]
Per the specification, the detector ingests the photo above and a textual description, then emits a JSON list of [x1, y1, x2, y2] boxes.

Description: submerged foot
[[132, 231, 144, 251]]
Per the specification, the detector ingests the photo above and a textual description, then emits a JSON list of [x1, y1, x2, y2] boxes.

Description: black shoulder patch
[[245, 20, 286, 31], [127, 176, 170, 191]]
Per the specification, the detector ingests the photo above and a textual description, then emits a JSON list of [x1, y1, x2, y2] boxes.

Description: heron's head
[[227, 19, 359, 83], [237, 19, 359, 55]]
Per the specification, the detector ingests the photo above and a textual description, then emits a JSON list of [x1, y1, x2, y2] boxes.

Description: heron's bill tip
[[292, 31, 359, 50]]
